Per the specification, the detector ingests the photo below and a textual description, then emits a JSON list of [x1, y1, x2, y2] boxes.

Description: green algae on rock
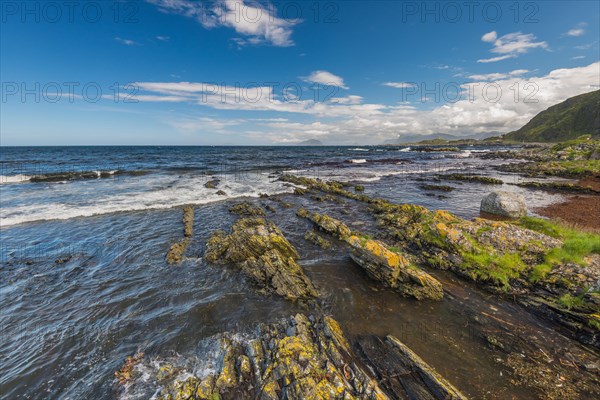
[[228, 202, 266, 216], [204, 217, 317, 300], [438, 174, 504, 185]]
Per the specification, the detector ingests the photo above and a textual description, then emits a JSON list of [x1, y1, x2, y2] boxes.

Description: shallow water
[[0, 146, 586, 399]]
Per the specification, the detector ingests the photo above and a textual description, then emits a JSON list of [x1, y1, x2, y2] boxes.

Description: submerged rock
[[166, 206, 194, 265], [114, 352, 144, 385], [204, 179, 220, 189], [304, 230, 332, 249], [166, 238, 190, 265], [204, 218, 317, 300], [183, 206, 194, 237], [481, 191, 527, 218], [228, 202, 266, 216], [347, 236, 443, 300], [120, 315, 466, 400], [216, 190, 227, 196]]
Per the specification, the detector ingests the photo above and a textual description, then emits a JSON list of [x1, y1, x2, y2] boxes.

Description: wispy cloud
[[147, 0, 298, 47], [383, 82, 416, 89], [115, 37, 139, 46], [571, 55, 586, 60], [156, 35, 170, 41], [302, 71, 349, 89], [565, 22, 587, 37], [478, 31, 548, 63]]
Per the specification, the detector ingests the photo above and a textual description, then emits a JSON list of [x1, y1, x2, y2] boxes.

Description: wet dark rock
[[216, 190, 227, 196], [204, 218, 317, 300], [355, 185, 365, 192], [204, 179, 220, 189], [356, 335, 467, 400]]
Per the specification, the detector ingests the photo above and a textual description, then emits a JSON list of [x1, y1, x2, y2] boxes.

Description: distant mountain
[[384, 131, 499, 145], [295, 139, 324, 146], [503, 90, 600, 142]]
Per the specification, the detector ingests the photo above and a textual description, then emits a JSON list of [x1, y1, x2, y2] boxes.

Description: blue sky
[[1, 0, 599, 145]]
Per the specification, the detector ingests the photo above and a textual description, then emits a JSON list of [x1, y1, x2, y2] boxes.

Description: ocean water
[[0, 146, 571, 399]]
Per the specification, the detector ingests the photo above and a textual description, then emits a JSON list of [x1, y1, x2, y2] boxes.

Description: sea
[[0, 145, 568, 399]]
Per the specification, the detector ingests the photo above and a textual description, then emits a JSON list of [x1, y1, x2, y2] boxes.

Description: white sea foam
[[349, 148, 369, 151], [293, 163, 463, 183], [0, 174, 31, 184], [0, 172, 294, 227], [349, 159, 367, 164], [398, 147, 411, 152]]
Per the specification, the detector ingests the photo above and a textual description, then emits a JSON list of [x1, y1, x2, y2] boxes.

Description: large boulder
[[481, 191, 527, 218]]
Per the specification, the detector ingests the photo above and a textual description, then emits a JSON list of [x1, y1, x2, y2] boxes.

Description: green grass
[[461, 251, 526, 288], [518, 217, 600, 282], [557, 293, 586, 310]]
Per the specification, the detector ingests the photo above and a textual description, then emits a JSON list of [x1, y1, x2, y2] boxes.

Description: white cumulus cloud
[[302, 71, 349, 89]]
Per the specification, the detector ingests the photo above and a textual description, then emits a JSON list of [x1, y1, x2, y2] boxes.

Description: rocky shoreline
[[115, 138, 600, 399]]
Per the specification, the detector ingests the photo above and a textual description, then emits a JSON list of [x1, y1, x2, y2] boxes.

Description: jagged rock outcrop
[[298, 208, 442, 300], [481, 191, 527, 218], [204, 218, 317, 300], [347, 236, 443, 300], [117, 314, 467, 400]]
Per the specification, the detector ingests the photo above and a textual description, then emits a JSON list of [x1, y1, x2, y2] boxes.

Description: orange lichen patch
[[347, 236, 409, 268], [115, 352, 144, 385], [435, 222, 462, 244], [434, 209, 458, 222]]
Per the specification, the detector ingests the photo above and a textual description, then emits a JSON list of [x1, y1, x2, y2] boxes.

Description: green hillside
[[503, 90, 600, 142]]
